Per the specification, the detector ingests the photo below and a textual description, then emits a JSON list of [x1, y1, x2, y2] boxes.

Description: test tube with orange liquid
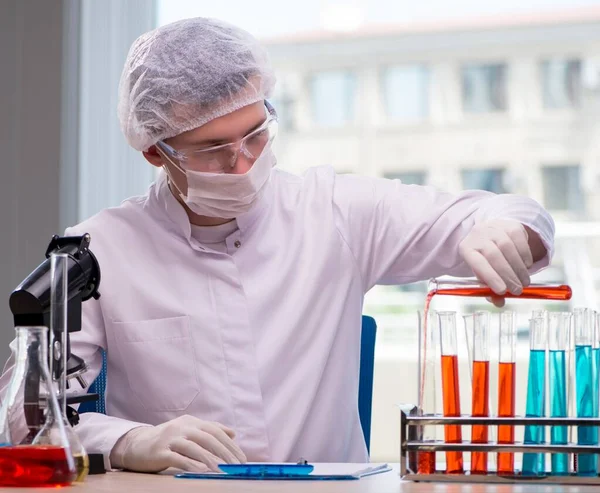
[[470, 311, 490, 474], [438, 311, 464, 474], [497, 311, 517, 475], [428, 278, 572, 302]]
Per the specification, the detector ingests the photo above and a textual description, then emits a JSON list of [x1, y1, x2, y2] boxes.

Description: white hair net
[[118, 17, 276, 151]]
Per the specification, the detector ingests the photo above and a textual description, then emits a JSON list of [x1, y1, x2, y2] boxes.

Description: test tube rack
[[399, 405, 600, 485]]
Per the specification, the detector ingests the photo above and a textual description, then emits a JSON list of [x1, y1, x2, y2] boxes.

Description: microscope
[[8, 234, 101, 431]]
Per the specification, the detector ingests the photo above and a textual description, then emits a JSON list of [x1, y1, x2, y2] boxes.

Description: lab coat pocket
[[112, 315, 199, 412]]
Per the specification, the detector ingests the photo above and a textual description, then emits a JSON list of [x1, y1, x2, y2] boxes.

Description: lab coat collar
[[149, 170, 273, 243]]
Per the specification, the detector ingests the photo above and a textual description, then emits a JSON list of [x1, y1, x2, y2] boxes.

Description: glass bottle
[[0, 325, 77, 487]]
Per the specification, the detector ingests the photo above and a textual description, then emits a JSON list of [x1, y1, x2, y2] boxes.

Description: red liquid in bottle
[[471, 360, 490, 474], [441, 354, 463, 474], [0, 445, 75, 487], [497, 362, 516, 474]]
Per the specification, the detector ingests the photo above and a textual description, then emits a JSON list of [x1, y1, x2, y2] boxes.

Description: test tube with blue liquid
[[522, 314, 547, 476], [594, 311, 600, 428], [548, 312, 571, 475], [574, 308, 598, 476], [595, 311, 600, 475]]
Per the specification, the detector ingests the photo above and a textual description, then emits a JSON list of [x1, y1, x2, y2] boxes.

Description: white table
[[4, 464, 599, 492]]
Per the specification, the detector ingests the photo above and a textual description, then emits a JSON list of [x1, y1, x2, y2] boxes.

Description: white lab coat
[[0, 166, 554, 465]]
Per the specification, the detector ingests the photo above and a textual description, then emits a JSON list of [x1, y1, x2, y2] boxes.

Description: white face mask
[[164, 147, 275, 218]]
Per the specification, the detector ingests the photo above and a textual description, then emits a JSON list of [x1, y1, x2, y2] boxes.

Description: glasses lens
[[186, 149, 231, 173], [244, 124, 275, 158], [180, 119, 278, 173]]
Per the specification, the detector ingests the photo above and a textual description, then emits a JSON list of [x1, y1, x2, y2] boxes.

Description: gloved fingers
[[170, 438, 223, 472], [461, 248, 507, 294], [486, 296, 506, 308], [166, 451, 212, 473], [480, 241, 524, 295], [490, 229, 531, 289], [184, 429, 240, 465], [214, 422, 236, 440], [506, 222, 534, 268], [203, 423, 247, 463]]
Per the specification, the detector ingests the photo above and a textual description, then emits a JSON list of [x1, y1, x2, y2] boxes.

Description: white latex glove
[[110, 415, 247, 473], [459, 219, 534, 306]]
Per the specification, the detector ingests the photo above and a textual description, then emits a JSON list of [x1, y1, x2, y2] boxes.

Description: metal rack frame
[[399, 406, 600, 485]]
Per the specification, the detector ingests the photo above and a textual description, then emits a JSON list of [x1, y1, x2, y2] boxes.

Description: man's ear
[[143, 145, 163, 168]]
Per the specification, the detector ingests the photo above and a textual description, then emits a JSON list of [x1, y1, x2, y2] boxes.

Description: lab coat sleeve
[[60, 227, 150, 468], [332, 174, 555, 291], [67, 297, 150, 469]]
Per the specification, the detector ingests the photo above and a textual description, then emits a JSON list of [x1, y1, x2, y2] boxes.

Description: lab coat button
[[234, 240, 241, 248]]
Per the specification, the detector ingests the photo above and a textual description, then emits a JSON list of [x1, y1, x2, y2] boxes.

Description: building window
[[462, 64, 507, 113], [462, 169, 506, 193], [384, 171, 426, 185], [541, 59, 582, 109], [309, 71, 356, 127], [381, 65, 429, 122], [542, 165, 583, 212]]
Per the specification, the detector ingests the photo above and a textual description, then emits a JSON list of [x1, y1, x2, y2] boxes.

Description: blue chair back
[[77, 350, 107, 414], [79, 315, 378, 453], [358, 315, 377, 453]]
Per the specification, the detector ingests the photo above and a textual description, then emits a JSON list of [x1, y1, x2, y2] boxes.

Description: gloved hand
[[110, 415, 247, 473], [459, 219, 534, 307]]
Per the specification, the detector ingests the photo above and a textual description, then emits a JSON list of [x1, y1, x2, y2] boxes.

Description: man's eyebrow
[[185, 118, 267, 147]]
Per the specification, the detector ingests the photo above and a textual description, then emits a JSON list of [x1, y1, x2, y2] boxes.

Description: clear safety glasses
[[156, 101, 278, 174]]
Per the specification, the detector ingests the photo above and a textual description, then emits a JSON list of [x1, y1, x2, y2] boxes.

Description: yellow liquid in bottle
[[73, 453, 90, 482]]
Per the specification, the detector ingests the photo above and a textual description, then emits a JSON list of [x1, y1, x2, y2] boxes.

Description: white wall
[[0, 0, 156, 366], [0, 0, 67, 365]]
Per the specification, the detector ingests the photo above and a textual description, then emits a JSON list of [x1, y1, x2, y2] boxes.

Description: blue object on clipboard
[[174, 463, 391, 481], [222, 463, 313, 476]]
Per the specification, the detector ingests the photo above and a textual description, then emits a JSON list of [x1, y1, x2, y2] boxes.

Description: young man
[[1, 17, 553, 473]]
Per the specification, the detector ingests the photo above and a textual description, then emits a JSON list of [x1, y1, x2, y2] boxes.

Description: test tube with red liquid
[[438, 311, 464, 474], [470, 311, 490, 474], [417, 310, 437, 474], [428, 279, 572, 302], [497, 311, 517, 475]]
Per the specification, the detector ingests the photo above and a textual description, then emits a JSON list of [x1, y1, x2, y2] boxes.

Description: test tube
[[438, 311, 463, 475], [595, 312, 600, 474], [593, 311, 599, 423], [548, 312, 571, 475], [574, 308, 598, 476], [522, 315, 547, 476], [470, 311, 490, 475], [497, 311, 517, 475], [428, 278, 572, 301], [417, 310, 437, 474]]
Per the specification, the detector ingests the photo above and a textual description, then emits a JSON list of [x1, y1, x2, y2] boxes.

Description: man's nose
[[229, 146, 254, 175]]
